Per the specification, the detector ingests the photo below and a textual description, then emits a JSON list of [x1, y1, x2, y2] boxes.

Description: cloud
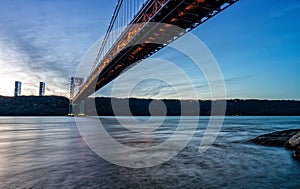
[[95, 55, 258, 100], [0, 0, 110, 96], [130, 79, 172, 97]]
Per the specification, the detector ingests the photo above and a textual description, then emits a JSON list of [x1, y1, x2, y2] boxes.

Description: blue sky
[[0, 0, 299, 100]]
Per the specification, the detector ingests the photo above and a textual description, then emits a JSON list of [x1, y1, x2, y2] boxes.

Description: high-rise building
[[14, 81, 22, 96], [39, 82, 45, 96]]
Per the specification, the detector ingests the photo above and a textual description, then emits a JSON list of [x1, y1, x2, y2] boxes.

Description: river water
[[0, 116, 299, 188]]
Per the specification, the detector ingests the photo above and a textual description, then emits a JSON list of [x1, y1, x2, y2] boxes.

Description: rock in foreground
[[285, 133, 300, 160], [248, 129, 300, 146], [249, 129, 300, 160]]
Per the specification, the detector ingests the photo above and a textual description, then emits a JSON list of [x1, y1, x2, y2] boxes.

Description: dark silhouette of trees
[[0, 96, 299, 116], [0, 96, 69, 116], [85, 98, 300, 116]]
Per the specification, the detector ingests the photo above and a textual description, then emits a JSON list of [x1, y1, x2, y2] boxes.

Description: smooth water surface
[[0, 116, 299, 188]]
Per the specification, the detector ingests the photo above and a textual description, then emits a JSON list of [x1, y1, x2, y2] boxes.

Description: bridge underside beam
[[73, 0, 238, 103]]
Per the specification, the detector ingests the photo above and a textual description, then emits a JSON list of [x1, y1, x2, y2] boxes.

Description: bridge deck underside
[[73, 0, 237, 103]]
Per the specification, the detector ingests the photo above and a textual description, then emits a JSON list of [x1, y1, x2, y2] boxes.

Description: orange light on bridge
[[170, 18, 178, 22], [115, 64, 123, 69], [165, 24, 172, 28], [132, 47, 142, 55], [185, 5, 194, 11]]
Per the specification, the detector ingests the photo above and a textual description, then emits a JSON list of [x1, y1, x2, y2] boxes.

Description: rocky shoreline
[[249, 129, 300, 160]]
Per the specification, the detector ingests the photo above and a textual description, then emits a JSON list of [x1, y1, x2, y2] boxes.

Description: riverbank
[[0, 96, 69, 116], [0, 96, 300, 116]]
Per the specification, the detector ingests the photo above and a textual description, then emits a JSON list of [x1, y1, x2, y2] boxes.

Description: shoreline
[[1, 96, 300, 116]]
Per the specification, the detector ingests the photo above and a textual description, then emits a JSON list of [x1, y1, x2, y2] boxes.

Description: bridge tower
[[68, 77, 75, 116], [68, 77, 84, 116]]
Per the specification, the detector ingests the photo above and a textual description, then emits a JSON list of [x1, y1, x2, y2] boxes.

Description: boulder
[[249, 129, 300, 161], [248, 129, 300, 146], [285, 133, 300, 160]]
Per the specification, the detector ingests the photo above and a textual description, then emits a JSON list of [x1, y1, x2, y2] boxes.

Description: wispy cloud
[[0, 0, 112, 96]]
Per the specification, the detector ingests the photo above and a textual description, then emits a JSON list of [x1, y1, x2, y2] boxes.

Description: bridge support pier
[[68, 103, 74, 116], [68, 101, 85, 116], [78, 101, 85, 116]]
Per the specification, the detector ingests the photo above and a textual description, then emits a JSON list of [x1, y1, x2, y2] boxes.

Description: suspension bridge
[[70, 0, 238, 115]]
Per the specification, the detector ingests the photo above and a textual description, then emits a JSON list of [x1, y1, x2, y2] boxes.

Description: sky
[[0, 0, 299, 100]]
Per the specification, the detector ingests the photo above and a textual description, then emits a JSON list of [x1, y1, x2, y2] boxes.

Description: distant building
[[39, 82, 45, 96], [14, 81, 22, 96]]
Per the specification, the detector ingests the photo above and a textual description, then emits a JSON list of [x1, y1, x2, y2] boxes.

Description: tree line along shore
[[0, 96, 299, 116]]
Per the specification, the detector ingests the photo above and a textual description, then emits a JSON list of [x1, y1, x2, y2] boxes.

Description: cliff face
[[0, 96, 69, 116], [0, 96, 300, 116]]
